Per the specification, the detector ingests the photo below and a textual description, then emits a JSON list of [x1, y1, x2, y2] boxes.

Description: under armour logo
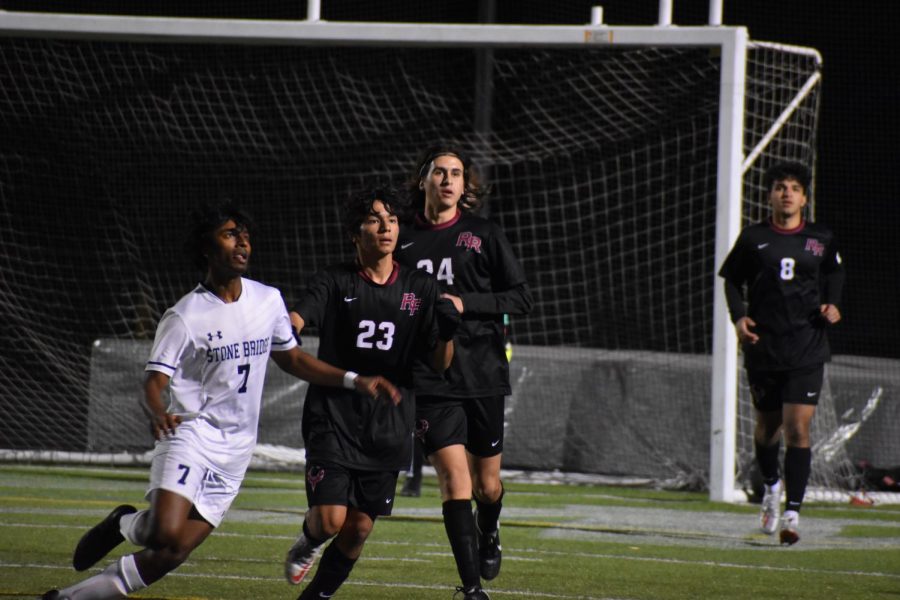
[[207, 331, 223, 341]]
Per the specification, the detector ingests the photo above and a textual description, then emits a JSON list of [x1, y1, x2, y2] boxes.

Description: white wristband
[[343, 371, 359, 390]]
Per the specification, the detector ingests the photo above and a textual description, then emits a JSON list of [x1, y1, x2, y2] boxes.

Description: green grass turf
[[1, 465, 898, 599]]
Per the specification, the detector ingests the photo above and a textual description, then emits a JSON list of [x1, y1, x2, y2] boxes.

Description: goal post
[[0, 11, 818, 503]]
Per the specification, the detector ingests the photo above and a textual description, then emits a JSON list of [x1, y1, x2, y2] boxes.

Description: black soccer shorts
[[304, 461, 398, 519], [748, 364, 825, 411], [416, 395, 505, 458]]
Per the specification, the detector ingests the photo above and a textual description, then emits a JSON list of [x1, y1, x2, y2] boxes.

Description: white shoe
[[759, 481, 782, 534], [284, 534, 322, 585], [779, 510, 800, 545]]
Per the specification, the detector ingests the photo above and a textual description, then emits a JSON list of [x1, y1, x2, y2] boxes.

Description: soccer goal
[[0, 8, 858, 503]]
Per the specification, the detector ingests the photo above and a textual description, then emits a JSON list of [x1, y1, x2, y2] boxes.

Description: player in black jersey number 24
[[719, 162, 844, 545], [282, 185, 461, 599], [397, 145, 533, 599]]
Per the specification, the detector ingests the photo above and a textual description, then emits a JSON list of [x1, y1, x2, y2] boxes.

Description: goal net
[[1, 17, 880, 498]]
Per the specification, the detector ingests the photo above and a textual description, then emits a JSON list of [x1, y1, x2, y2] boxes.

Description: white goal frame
[[0, 10, 748, 502]]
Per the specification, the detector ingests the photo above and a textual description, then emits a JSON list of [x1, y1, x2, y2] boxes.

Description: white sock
[[119, 509, 149, 546], [58, 555, 147, 599]]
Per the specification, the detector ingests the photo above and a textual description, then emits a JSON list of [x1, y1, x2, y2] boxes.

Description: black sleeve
[[723, 279, 747, 323], [291, 270, 333, 327], [718, 230, 749, 322], [460, 224, 534, 316], [419, 276, 441, 351], [821, 238, 845, 308]]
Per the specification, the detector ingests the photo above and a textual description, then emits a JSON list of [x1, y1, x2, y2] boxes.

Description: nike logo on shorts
[[491, 439, 500, 447], [343, 297, 357, 302], [806, 391, 817, 397]]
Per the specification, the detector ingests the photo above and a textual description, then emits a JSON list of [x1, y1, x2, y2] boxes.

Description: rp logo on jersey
[[805, 238, 825, 256], [400, 293, 422, 315], [456, 231, 482, 253]]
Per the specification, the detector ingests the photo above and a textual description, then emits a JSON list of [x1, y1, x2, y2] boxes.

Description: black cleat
[[400, 476, 422, 497], [455, 586, 491, 600], [41, 591, 61, 600], [72, 504, 137, 571], [475, 510, 501, 580]]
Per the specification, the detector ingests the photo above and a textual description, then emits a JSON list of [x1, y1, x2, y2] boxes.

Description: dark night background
[[2, 0, 895, 359]]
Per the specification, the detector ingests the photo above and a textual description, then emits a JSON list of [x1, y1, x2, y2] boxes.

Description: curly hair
[[183, 199, 253, 272], [405, 143, 488, 214], [763, 161, 812, 196]]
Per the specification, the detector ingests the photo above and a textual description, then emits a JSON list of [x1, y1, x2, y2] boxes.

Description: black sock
[[442, 499, 480, 589], [298, 542, 356, 600], [475, 484, 504, 534], [755, 440, 781, 486], [784, 446, 811, 513]]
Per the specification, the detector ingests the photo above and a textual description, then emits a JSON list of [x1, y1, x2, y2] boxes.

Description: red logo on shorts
[[307, 466, 325, 492], [414, 418, 430, 441]]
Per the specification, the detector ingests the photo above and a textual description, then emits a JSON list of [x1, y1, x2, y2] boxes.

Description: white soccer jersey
[[146, 278, 296, 477]]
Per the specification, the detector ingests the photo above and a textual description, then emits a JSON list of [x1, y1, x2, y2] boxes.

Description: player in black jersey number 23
[[396, 145, 533, 599], [282, 185, 461, 599], [718, 162, 844, 546]]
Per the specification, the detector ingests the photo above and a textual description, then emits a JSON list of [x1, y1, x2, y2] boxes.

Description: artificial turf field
[[1, 465, 897, 599]]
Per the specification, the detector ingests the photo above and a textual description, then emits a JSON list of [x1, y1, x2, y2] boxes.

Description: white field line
[[1, 521, 898, 582]]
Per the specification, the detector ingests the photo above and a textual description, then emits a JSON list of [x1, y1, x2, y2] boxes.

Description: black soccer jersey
[[718, 219, 845, 371], [293, 262, 441, 471], [396, 210, 533, 398]]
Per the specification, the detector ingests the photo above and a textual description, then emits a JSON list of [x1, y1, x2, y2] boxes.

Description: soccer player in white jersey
[[42, 201, 398, 600]]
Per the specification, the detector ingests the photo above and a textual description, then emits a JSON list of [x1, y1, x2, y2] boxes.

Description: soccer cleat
[[779, 510, 800, 545], [400, 476, 422, 497], [41, 591, 61, 600], [759, 480, 782, 535], [474, 510, 501, 580], [454, 586, 491, 600], [72, 504, 137, 571], [284, 534, 322, 585]]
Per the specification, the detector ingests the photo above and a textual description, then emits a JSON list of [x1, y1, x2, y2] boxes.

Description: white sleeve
[[270, 294, 298, 353], [145, 311, 191, 376]]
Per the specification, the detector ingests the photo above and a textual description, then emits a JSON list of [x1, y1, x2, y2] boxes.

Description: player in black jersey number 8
[[719, 162, 845, 545]]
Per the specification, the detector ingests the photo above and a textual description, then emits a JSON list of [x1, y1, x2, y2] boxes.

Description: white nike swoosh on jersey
[[806, 391, 817, 397], [343, 297, 357, 302], [757, 243, 769, 249], [400, 242, 415, 249]]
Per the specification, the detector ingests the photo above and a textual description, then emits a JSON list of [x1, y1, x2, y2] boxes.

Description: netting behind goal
[[3, 32, 883, 492]]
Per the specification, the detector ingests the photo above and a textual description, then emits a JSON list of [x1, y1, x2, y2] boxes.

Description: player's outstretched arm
[[271, 347, 401, 404], [143, 370, 182, 440]]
